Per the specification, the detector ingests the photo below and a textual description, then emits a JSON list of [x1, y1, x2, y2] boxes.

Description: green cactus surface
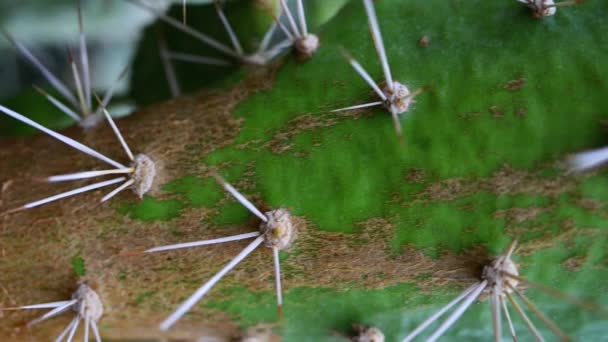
[[0, 0, 607, 341]]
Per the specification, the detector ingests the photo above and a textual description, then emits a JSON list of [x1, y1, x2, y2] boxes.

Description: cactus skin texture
[[0, 0, 607, 341]]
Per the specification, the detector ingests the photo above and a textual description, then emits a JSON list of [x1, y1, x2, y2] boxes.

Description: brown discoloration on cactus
[[0, 67, 279, 340]]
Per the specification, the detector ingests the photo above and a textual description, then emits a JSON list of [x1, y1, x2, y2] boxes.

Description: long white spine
[[568, 146, 608, 172], [125, 0, 239, 58], [273, 247, 283, 307], [362, 0, 394, 90], [77, 0, 92, 111], [159, 236, 265, 330], [3, 31, 78, 107], [279, 0, 302, 38], [22, 177, 126, 209], [426, 280, 488, 342], [296, 0, 308, 36], [101, 179, 135, 203], [100, 107, 134, 161], [48, 168, 133, 183], [0, 105, 126, 169], [216, 176, 268, 222], [215, 2, 244, 56], [145, 231, 260, 253], [402, 283, 479, 342]]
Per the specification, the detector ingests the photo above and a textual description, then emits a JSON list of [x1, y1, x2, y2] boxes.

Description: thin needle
[[501, 296, 517, 342], [167, 51, 232, 67], [125, 0, 239, 59], [28, 300, 77, 326], [427, 280, 488, 342], [0, 105, 126, 169], [21, 177, 126, 210], [182, 0, 187, 25], [402, 283, 480, 342], [403, 85, 429, 103], [504, 240, 518, 260], [262, 38, 295, 62], [214, 1, 244, 56], [94, 64, 131, 116], [159, 235, 265, 331], [363, 0, 393, 91], [272, 15, 295, 41], [391, 110, 403, 137], [65, 316, 80, 342], [33, 86, 81, 121], [91, 320, 101, 342], [47, 168, 134, 183], [279, 0, 302, 37], [567, 146, 608, 172], [509, 285, 569, 341], [273, 247, 283, 318], [83, 315, 90, 342], [3, 301, 72, 310], [491, 289, 502, 342], [296, 0, 308, 36], [68, 48, 89, 117], [158, 34, 181, 98], [213, 174, 268, 222], [77, 0, 92, 111], [95, 94, 134, 161], [505, 292, 545, 342], [547, 0, 583, 8], [145, 231, 261, 253], [340, 49, 387, 101], [54, 317, 78, 342], [258, 21, 278, 54], [100, 179, 134, 203], [331, 101, 384, 113], [503, 272, 606, 315], [1, 29, 78, 108]]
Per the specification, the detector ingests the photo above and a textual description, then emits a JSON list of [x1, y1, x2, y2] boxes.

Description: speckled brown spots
[[417, 166, 576, 203], [418, 35, 430, 48], [264, 109, 373, 155], [503, 77, 526, 91], [489, 105, 504, 118]]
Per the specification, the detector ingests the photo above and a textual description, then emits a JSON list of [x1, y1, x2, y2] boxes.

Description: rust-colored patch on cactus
[[0, 66, 279, 340], [502, 77, 526, 91], [264, 109, 375, 155], [494, 206, 552, 224], [416, 166, 576, 203]]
